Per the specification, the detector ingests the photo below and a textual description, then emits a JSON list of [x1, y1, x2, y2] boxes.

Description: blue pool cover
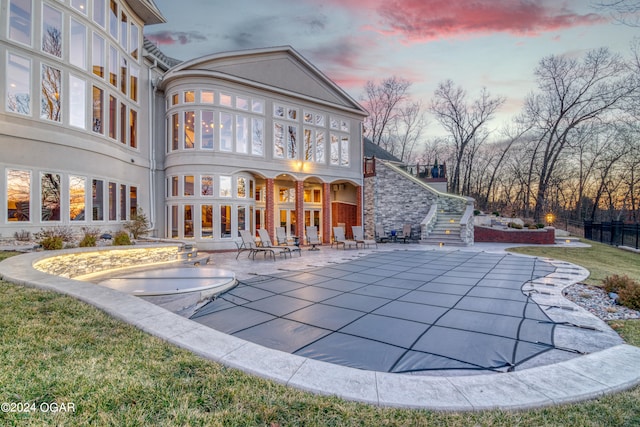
[[191, 251, 562, 373]]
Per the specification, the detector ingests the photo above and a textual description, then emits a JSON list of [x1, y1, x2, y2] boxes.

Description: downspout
[[148, 59, 158, 232]]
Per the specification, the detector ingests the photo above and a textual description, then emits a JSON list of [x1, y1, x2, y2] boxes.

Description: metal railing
[[584, 221, 640, 249]]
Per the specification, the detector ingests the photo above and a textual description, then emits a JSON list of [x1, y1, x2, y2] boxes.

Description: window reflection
[[7, 170, 31, 222], [69, 175, 85, 221]]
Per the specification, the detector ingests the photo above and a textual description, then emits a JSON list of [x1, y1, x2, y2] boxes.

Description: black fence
[[584, 221, 640, 249]]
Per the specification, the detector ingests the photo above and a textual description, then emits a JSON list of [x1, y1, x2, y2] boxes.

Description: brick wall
[[474, 226, 555, 244]]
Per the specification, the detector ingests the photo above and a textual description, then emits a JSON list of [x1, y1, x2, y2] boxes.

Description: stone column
[[265, 178, 274, 235], [356, 185, 362, 227], [322, 182, 331, 244]]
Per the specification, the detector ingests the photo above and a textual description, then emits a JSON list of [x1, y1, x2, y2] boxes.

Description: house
[[0, 0, 367, 250]]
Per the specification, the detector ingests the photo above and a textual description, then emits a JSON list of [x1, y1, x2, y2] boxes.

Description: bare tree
[[430, 80, 505, 195], [521, 48, 638, 222], [593, 0, 640, 26], [362, 76, 411, 147], [386, 101, 427, 163]]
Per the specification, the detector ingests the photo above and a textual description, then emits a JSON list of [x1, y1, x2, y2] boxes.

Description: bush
[[79, 227, 101, 247], [603, 275, 640, 310], [603, 274, 634, 293], [508, 222, 523, 229], [41, 236, 63, 250], [123, 207, 150, 239], [14, 230, 31, 241], [492, 211, 500, 217], [536, 223, 545, 229], [113, 231, 132, 246], [473, 210, 481, 216], [528, 224, 538, 230], [35, 226, 75, 242]]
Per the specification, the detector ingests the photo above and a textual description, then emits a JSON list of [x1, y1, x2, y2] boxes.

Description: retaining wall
[[474, 226, 555, 244]]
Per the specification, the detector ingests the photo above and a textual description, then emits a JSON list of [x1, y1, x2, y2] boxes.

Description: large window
[[7, 170, 31, 222], [184, 111, 195, 148], [92, 179, 104, 220], [69, 75, 86, 129], [201, 111, 214, 149], [93, 0, 105, 27], [92, 86, 103, 133], [220, 176, 232, 197], [236, 116, 248, 153], [119, 184, 127, 220], [109, 45, 117, 86], [252, 118, 264, 155], [220, 112, 232, 151], [129, 65, 138, 102], [109, 0, 117, 39], [129, 109, 137, 148], [70, 19, 86, 69], [69, 175, 85, 221], [9, 0, 32, 45], [108, 182, 117, 220], [108, 95, 116, 138], [92, 33, 105, 78], [41, 173, 61, 221], [184, 205, 194, 237], [6, 53, 31, 115], [201, 176, 213, 196], [42, 4, 62, 58], [41, 64, 61, 122], [130, 22, 139, 59]]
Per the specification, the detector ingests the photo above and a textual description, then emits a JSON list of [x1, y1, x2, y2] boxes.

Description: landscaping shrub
[[79, 227, 101, 247], [13, 230, 31, 241], [123, 207, 150, 239], [473, 210, 481, 216], [35, 226, 75, 242], [603, 274, 640, 310], [603, 274, 634, 293], [536, 223, 545, 229], [40, 236, 63, 250], [508, 222, 523, 229], [113, 231, 132, 246], [492, 211, 500, 216], [528, 224, 538, 230]]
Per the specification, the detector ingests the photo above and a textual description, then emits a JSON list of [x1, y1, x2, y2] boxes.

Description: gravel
[[563, 283, 640, 321]]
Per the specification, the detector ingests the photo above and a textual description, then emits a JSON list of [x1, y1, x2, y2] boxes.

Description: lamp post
[[545, 213, 555, 226]]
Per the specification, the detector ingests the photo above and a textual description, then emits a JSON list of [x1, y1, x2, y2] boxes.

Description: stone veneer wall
[[369, 161, 438, 237], [363, 175, 376, 239], [33, 246, 181, 279], [474, 226, 555, 244]]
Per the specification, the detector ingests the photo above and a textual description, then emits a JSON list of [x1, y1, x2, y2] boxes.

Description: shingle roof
[[363, 137, 402, 163]]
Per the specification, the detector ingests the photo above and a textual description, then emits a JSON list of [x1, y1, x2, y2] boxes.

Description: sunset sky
[[145, 0, 638, 129]]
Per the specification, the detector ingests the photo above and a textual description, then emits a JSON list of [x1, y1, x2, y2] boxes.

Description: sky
[[144, 0, 639, 132]]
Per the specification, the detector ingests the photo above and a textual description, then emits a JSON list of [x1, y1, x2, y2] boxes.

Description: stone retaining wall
[[33, 245, 181, 278]]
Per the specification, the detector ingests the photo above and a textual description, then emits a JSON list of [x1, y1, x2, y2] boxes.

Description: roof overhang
[[127, 0, 166, 25]]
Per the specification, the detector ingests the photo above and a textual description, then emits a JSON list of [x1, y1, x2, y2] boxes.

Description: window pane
[[201, 110, 214, 149], [119, 102, 126, 143], [130, 22, 139, 59], [7, 53, 31, 115], [109, 0, 117, 39], [201, 176, 213, 196], [330, 134, 339, 165], [42, 4, 62, 58], [316, 131, 325, 162], [8, 169, 31, 222], [171, 113, 178, 150], [252, 99, 264, 113], [236, 115, 247, 153], [70, 19, 86, 69], [220, 93, 231, 107], [120, 57, 127, 94], [184, 205, 194, 237], [109, 45, 117, 86], [274, 122, 284, 158], [129, 186, 137, 218], [93, 0, 105, 27], [119, 184, 127, 220], [201, 205, 213, 238], [92, 33, 105, 78], [41, 64, 61, 122], [184, 111, 194, 148], [171, 176, 178, 196], [184, 91, 195, 103], [237, 206, 246, 236], [171, 205, 178, 238], [69, 75, 86, 129], [304, 129, 313, 161], [129, 109, 137, 148], [201, 91, 214, 104], [92, 86, 103, 133], [129, 65, 138, 102], [220, 176, 231, 197], [237, 177, 246, 198], [41, 173, 61, 221], [287, 125, 297, 159], [220, 112, 232, 151], [9, 0, 32, 45], [184, 175, 194, 196], [252, 118, 263, 155], [108, 181, 116, 220], [119, 12, 127, 49], [92, 179, 104, 220], [236, 97, 248, 110], [108, 95, 116, 138], [69, 175, 85, 221], [341, 136, 350, 166], [220, 205, 231, 238]]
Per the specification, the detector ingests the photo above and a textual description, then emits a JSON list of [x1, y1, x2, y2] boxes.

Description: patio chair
[[306, 226, 321, 250], [275, 226, 299, 246], [257, 229, 300, 258], [332, 226, 358, 249], [398, 223, 413, 243], [375, 224, 389, 243], [237, 230, 277, 260], [352, 226, 377, 249]]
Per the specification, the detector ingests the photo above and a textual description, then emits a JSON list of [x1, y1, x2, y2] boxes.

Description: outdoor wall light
[[545, 213, 555, 225]]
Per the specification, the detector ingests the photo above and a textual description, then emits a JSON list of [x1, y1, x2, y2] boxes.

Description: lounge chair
[[237, 230, 279, 260], [306, 226, 321, 250], [332, 226, 358, 249], [398, 223, 413, 243], [275, 226, 297, 246], [257, 229, 300, 257], [352, 226, 377, 249], [375, 224, 389, 243]]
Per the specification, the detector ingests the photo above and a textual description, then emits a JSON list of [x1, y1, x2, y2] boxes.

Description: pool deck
[[1, 242, 639, 411]]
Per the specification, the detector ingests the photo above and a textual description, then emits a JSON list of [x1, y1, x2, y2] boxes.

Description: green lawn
[[0, 248, 639, 426]]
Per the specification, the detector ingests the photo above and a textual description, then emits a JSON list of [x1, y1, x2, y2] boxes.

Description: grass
[[507, 239, 640, 286], [0, 249, 639, 426]]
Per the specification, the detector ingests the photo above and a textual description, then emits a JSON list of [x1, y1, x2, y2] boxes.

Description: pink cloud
[[315, 0, 607, 43], [146, 30, 207, 46]]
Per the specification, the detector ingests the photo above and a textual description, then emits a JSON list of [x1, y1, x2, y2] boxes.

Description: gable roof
[[159, 46, 367, 116]]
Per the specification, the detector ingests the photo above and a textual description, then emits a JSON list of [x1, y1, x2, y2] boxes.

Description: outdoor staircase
[[422, 210, 467, 246]]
